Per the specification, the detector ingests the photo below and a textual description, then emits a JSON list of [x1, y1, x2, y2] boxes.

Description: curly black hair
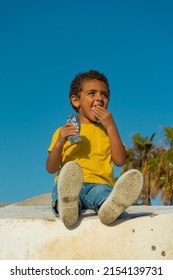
[[69, 70, 110, 112]]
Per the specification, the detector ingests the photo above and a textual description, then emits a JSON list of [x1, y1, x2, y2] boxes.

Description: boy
[[46, 70, 143, 226]]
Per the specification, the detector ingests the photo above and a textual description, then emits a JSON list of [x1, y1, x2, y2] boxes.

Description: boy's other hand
[[91, 106, 115, 131]]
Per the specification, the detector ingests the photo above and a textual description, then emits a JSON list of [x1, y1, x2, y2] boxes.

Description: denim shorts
[[52, 182, 112, 216]]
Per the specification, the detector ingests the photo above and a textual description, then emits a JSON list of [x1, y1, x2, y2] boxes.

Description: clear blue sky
[[0, 0, 172, 204]]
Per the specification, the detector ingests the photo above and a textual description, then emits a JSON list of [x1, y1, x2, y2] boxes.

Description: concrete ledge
[[0, 204, 173, 260]]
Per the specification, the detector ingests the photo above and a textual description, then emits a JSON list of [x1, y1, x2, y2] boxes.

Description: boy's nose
[[96, 92, 103, 100], [95, 93, 104, 106]]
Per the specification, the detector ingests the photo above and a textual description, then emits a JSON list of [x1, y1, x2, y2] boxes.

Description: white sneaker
[[58, 161, 83, 226], [98, 169, 143, 225]]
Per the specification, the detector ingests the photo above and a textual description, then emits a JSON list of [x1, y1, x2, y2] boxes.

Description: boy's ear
[[70, 95, 80, 110]]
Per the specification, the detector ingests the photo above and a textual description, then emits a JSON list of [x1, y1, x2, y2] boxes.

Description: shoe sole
[[98, 169, 143, 225], [58, 161, 83, 226]]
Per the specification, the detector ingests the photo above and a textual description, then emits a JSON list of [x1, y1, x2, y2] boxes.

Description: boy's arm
[[46, 140, 63, 174], [106, 122, 126, 166], [91, 106, 126, 166], [46, 123, 78, 173]]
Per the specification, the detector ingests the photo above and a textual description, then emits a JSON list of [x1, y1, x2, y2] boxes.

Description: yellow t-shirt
[[48, 123, 114, 187]]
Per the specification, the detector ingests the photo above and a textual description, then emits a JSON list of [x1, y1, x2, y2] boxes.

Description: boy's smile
[[71, 79, 110, 124]]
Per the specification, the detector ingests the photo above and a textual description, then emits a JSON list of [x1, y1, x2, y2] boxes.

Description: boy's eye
[[101, 92, 109, 98], [102, 93, 108, 97], [87, 91, 109, 99]]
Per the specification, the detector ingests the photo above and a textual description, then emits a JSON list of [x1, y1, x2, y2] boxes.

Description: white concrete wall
[[0, 202, 173, 260]]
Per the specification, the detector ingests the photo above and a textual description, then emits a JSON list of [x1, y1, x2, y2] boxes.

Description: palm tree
[[164, 126, 173, 147], [121, 127, 173, 205], [121, 133, 156, 205], [159, 127, 173, 205]]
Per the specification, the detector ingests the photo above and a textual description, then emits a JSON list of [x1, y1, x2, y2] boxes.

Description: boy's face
[[71, 79, 109, 124]]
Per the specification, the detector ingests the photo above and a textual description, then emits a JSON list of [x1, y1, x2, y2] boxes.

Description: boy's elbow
[[115, 159, 126, 167], [46, 167, 57, 174], [46, 161, 55, 174], [46, 164, 52, 174], [46, 160, 59, 174], [114, 154, 126, 167]]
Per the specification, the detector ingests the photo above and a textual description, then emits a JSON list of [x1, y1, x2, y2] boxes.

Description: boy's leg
[[98, 169, 143, 225], [79, 183, 112, 212], [58, 161, 83, 226]]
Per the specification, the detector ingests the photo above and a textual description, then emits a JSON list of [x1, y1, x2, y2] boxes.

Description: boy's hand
[[58, 123, 78, 145], [91, 106, 115, 131]]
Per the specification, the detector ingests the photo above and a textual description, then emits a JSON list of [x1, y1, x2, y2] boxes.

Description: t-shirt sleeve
[[48, 128, 61, 152]]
